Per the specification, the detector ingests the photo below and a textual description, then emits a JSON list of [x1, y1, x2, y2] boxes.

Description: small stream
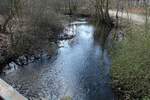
[[0, 20, 114, 100]]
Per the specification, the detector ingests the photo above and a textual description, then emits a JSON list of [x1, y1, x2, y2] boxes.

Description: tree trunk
[[2, 15, 13, 32]]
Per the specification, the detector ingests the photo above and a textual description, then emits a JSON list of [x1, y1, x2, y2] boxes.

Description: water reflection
[[94, 24, 112, 50], [1, 20, 114, 100]]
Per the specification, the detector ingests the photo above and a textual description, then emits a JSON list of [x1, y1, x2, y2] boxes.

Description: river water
[[1, 20, 114, 100]]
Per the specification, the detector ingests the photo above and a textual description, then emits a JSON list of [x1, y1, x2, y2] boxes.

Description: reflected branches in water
[[93, 24, 112, 83], [94, 24, 112, 50]]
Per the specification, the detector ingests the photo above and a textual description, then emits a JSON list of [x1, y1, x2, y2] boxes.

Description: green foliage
[[110, 24, 150, 99], [142, 96, 150, 100], [61, 96, 72, 100]]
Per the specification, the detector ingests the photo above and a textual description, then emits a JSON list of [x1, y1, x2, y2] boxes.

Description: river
[[0, 20, 114, 100]]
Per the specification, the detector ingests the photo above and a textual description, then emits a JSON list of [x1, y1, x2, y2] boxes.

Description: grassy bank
[[110, 23, 150, 100]]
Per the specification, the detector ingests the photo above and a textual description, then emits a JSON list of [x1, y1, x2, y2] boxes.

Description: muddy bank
[[0, 33, 76, 74], [0, 43, 57, 73]]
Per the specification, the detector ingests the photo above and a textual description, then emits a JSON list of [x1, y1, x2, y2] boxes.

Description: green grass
[[110, 23, 150, 100], [61, 96, 72, 100]]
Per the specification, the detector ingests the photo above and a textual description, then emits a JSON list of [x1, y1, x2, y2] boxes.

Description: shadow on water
[[92, 24, 114, 100], [0, 19, 115, 100], [94, 24, 112, 50]]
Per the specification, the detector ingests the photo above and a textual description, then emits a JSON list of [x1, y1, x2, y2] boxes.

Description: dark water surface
[[1, 20, 114, 100]]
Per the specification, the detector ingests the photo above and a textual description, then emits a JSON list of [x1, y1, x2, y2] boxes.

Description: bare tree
[[90, 0, 113, 25]]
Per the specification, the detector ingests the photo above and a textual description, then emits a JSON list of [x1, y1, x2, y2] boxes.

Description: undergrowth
[[110, 23, 150, 100]]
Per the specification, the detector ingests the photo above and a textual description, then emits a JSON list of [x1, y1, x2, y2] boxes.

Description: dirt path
[[109, 10, 149, 24]]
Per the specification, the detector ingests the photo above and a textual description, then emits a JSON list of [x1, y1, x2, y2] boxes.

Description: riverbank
[[110, 21, 150, 99], [0, 16, 80, 74], [0, 12, 75, 73], [0, 29, 60, 73]]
